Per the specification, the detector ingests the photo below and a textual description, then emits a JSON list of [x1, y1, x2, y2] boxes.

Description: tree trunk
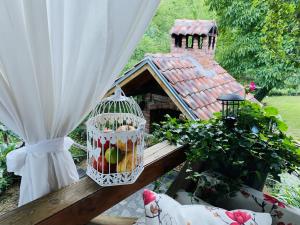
[[254, 86, 272, 101]]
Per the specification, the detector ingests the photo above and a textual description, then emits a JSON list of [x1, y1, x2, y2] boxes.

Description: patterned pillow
[[143, 189, 272, 225]]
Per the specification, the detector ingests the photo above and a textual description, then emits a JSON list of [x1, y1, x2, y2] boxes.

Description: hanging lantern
[[86, 87, 146, 186], [217, 93, 244, 122]]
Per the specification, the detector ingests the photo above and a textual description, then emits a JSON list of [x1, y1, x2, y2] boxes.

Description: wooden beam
[[105, 64, 193, 120], [104, 65, 149, 97], [0, 142, 186, 225]]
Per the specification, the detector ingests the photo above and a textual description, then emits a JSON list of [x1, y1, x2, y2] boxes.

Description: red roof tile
[[148, 53, 253, 120]]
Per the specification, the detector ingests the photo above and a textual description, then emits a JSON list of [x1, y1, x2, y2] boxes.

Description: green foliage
[[152, 170, 176, 193], [144, 133, 160, 148], [263, 96, 300, 140], [269, 74, 300, 96], [192, 171, 241, 204], [266, 172, 300, 208], [69, 123, 86, 145], [207, 0, 300, 100], [153, 101, 300, 187], [0, 124, 20, 194], [0, 124, 20, 144], [270, 87, 300, 96], [69, 146, 86, 164], [0, 143, 16, 194], [68, 123, 87, 163], [124, 0, 213, 72]]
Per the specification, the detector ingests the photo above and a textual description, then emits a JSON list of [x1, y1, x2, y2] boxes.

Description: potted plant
[[153, 101, 300, 202]]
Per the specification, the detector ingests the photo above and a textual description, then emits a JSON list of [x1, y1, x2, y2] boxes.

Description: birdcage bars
[[86, 87, 146, 186]]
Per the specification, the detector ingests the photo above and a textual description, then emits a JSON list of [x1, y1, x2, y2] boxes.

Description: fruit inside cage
[[89, 125, 141, 174], [86, 87, 145, 186]]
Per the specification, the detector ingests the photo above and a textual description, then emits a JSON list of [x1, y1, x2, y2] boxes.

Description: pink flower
[[143, 189, 156, 205], [264, 194, 286, 208], [249, 81, 256, 92], [225, 211, 252, 225]]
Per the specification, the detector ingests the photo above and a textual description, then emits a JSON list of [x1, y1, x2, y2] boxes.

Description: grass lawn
[[263, 96, 300, 140]]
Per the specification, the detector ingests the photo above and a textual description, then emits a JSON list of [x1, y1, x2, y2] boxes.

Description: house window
[[174, 35, 182, 47], [198, 36, 203, 49], [186, 35, 193, 48]]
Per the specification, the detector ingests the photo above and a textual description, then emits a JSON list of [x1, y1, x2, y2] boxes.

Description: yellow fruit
[[116, 125, 136, 152], [117, 152, 137, 173], [117, 139, 136, 152]]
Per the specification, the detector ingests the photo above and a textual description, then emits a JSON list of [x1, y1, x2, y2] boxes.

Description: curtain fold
[[0, 0, 159, 206]]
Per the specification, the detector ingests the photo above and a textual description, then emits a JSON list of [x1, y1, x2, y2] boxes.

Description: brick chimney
[[170, 19, 217, 59]]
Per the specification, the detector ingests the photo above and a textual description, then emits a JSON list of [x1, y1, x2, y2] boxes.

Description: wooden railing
[[0, 142, 187, 225]]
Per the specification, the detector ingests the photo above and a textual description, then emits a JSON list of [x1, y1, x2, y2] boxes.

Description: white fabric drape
[[0, 0, 159, 206]]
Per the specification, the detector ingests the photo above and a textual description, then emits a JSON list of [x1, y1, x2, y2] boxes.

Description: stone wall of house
[[141, 93, 178, 133]]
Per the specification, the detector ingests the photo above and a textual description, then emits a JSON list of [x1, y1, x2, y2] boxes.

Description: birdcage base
[[86, 164, 144, 186]]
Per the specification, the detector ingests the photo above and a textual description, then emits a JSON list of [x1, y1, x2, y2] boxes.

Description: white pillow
[[143, 189, 272, 225], [175, 189, 211, 206]]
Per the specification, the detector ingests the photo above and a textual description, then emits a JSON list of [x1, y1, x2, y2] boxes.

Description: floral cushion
[[216, 186, 300, 225], [142, 189, 272, 225]]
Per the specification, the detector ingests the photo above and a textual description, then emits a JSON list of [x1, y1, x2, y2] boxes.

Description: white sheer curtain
[[0, 0, 159, 206]]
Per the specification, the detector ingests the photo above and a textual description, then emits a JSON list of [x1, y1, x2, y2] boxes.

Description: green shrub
[[153, 101, 300, 193], [266, 172, 300, 208], [0, 124, 20, 193], [269, 87, 300, 96], [69, 123, 86, 145], [0, 143, 16, 193], [68, 123, 87, 163]]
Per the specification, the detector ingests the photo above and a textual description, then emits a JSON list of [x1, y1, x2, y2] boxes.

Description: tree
[[123, 0, 212, 72], [207, 0, 300, 101]]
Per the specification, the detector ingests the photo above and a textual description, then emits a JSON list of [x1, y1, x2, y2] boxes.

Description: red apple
[[97, 139, 101, 148], [97, 155, 109, 173], [97, 138, 110, 150], [109, 163, 117, 173], [91, 156, 98, 170], [104, 140, 110, 150]]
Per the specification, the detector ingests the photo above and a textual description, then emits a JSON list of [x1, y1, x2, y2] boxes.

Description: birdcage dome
[[86, 87, 146, 186]]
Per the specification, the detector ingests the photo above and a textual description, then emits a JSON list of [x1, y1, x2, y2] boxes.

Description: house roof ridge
[[174, 19, 215, 23], [147, 53, 187, 58], [170, 19, 217, 36]]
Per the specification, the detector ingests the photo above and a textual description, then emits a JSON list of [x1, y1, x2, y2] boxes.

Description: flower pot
[[242, 171, 268, 191]]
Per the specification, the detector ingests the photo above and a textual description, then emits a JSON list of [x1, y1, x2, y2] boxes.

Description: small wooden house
[[106, 20, 254, 133]]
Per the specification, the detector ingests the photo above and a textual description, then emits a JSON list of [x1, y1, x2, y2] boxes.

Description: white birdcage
[[86, 87, 146, 186]]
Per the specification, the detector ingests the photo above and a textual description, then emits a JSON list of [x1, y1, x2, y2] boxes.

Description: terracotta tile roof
[[170, 19, 217, 36], [148, 53, 256, 120]]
